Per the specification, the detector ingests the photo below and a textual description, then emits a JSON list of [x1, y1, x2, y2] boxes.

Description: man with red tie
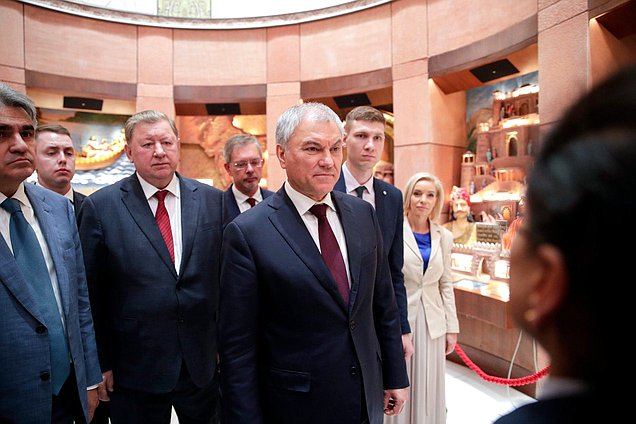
[[219, 102, 408, 424], [221, 134, 274, 226], [78, 110, 224, 423]]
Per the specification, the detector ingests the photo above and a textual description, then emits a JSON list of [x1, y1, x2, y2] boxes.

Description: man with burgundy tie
[[78, 110, 224, 423], [334, 106, 413, 361], [219, 102, 408, 424], [221, 134, 274, 226], [0, 84, 102, 423]]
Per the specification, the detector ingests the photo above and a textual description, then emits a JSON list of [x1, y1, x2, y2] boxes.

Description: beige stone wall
[[1, 0, 633, 193]]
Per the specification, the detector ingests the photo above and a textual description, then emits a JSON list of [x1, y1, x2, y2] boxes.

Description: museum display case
[[448, 224, 549, 397]]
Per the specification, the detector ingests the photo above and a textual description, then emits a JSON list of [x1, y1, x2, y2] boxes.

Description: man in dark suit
[[219, 102, 408, 424], [33, 124, 86, 218], [78, 110, 223, 423], [334, 106, 413, 359], [33, 124, 110, 424], [0, 84, 102, 423], [221, 134, 274, 225]]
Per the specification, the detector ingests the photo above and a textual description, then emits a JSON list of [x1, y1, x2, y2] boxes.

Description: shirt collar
[[0, 183, 33, 214], [63, 188, 74, 203], [137, 173, 180, 200], [231, 184, 263, 203], [342, 162, 373, 195], [283, 180, 336, 216]]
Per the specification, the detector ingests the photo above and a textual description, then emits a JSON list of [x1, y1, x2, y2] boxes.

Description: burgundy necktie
[[246, 197, 256, 208], [309, 204, 349, 304], [155, 190, 174, 263]]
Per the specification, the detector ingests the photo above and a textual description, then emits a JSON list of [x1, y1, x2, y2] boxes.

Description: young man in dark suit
[[334, 106, 413, 360], [34, 124, 86, 218], [78, 110, 223, 423], [221, 134, 274, 226], [219, 102, 408, 424]]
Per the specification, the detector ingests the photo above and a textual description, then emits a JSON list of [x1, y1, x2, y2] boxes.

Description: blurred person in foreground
[[494, 63, 636, 423], [219, 102, 408, 424]]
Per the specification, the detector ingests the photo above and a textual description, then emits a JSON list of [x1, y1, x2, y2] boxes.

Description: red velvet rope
[[454, 344, 550, 386]]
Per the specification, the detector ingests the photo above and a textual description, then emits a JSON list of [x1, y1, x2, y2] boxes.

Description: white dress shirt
[[0, 183, 66, 328], [137, 174, 182, 274], [284, 181, 351, 287], [342, 162, 376, 207], [232, 184, 263, 214]]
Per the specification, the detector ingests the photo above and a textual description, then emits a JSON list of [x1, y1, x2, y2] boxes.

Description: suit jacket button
[[350, 366, 357, 376], [40, 371, 50, 381], [178, 317, 185, 323], [35, 325, 46, 334], [349, 320, 356, 330]]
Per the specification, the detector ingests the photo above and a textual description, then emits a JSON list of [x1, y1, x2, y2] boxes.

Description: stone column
[[136, 26, 175, 117], [266, 26, 301, 191]]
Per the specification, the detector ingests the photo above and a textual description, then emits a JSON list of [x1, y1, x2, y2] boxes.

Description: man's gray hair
[[124, 110, 178, 145], [275, 102, 343, 150], [223, 134, 262, 164], [0, 84, 37, 126]]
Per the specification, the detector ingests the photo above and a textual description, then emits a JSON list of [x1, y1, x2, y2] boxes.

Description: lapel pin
[[383, 190, 387, 196]]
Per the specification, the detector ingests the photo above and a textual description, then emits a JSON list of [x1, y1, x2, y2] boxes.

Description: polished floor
[[445, 359, 536, 424], [169, 359, 536, 423]]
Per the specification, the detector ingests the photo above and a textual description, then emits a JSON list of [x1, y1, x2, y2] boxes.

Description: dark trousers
[[52, 369, 85, 424], [109, 361, 219, 424]]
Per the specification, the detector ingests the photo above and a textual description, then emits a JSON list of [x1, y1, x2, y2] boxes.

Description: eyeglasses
[[232, 158, 264, 169]]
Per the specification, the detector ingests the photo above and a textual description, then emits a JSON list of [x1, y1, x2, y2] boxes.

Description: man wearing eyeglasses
[[222, 134, 274, 226]]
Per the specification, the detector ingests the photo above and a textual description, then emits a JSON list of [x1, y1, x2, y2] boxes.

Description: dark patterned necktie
[[1, 198, 70, 395], [246, 197, 256, 208], [354, 186, 366, 199], [155, 190, 174, 262], [309, 204, 349, 304]]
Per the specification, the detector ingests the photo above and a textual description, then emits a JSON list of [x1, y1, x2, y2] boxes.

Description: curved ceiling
[[18, 0, 393, 29]]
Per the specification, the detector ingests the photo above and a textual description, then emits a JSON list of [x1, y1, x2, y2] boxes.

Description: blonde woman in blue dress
[[386, 172, 459, 424]]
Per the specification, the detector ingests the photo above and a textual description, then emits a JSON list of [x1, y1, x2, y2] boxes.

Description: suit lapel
[[179, 176, 198, 275], [404, 220, 423, 267], [26, 185, 72, 318], [429, 223, 442, 266], [335, 194, 361, 312], [0, 237, 46, 323], [334, 173, 346, 193], [121, 175, 177, 278], [269, 190, 348, 312]]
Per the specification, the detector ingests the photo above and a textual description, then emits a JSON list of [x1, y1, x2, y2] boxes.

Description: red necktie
[[246, 197, 256, 208], [309, 204, 349, 304], [155, 190, 174, 263]]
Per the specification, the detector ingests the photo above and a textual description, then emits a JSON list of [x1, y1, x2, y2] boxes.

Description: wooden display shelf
[[450, 272, 550, 398]]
